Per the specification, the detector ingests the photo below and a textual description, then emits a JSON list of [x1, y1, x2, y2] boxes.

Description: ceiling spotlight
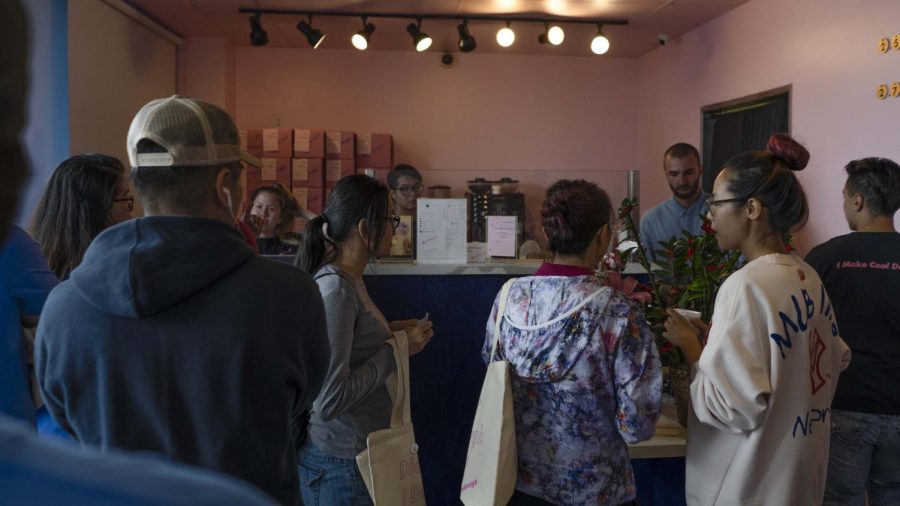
[[538, 23, 564, 46], [351, 18, 375, 51], [591, 25, 610, 55], [296, 16, 325, 49], [496, 21, 515, 48], [249, 13, 268, 47], [457, 20, 477, 52], [407, 20, 433, 52]]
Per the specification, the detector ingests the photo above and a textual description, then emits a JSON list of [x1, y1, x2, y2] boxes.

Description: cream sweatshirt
[[686, 254, 851, 506]]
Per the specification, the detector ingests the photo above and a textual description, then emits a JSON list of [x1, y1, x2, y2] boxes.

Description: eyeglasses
[[706, 196, 748, 208], [393, 183, 423, 195], [386, 215, 401, 230], [705, 196, 751, 216], [114, 193, 135, 212]]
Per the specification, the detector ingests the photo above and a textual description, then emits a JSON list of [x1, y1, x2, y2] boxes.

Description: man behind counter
[[387, 164, 423, 256], [640, 143, 709, 263]]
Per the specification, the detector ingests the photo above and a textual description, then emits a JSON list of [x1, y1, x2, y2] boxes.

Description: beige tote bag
[[460, 279, 518, 506], [356, 330, 426, 505]]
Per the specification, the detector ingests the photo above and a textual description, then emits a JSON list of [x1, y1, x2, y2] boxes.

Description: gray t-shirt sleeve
[[313, 276, 396, 421]]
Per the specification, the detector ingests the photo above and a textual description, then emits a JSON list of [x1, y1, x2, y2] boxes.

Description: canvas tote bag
[[460, 278, 518, 506], [356, 329, 426, 505]]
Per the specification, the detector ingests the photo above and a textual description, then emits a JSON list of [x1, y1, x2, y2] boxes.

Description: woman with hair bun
[[665, 134, 851, 505], [483, 179, 661, 505]]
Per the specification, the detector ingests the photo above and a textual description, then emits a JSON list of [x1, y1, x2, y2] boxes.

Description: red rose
[[701, 221, 715, 235], [687, 247, 695, 259]]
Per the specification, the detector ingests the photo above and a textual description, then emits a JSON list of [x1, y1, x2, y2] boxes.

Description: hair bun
[[766, 133, 809, 172]]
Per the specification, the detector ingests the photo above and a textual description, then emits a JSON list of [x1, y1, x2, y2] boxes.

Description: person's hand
[[404, 320, 434, 356], [663, 309, 707, 366], [245, 214, 266, 234], [389, 319, 418, 332]]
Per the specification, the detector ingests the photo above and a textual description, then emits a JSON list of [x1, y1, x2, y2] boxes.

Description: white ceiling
[[124, 0, 750, 57]]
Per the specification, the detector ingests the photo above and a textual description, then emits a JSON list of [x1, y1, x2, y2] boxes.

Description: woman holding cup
[[664, 134, 850, 505]]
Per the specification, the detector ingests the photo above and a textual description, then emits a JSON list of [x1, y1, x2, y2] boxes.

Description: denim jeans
[[824, 409, 900, 506], [298, 441, 373, 506]]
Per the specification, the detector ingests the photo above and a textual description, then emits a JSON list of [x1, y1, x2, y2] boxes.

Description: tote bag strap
[[489, 279, 517, 362], [386, 329, 412, 428]]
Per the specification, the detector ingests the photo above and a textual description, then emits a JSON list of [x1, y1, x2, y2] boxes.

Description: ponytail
[[296, 215, 337, 275]]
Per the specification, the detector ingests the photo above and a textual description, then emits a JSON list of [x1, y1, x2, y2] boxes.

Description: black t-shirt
[[806, 232, 900, 414], [257, 237, 297, 256]]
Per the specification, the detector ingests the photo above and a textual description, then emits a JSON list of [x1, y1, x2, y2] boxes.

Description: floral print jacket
[[483, 274, 661, 505]]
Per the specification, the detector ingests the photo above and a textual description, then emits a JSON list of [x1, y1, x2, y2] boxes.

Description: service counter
[[359, 259, 687, 506]]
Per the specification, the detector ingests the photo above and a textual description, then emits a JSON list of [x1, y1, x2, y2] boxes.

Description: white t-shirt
[[686, 254, 851, 506]]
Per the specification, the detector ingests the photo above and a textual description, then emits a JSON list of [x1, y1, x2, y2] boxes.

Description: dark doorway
[[701, 86, 790, 192]]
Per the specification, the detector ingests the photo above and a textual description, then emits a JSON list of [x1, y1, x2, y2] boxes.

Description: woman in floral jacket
[[484, 179, 661, 506]]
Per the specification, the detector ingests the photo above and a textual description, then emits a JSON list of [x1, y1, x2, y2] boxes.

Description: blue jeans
[[298, 442, 373, 506], [824, 409, 900, 506]]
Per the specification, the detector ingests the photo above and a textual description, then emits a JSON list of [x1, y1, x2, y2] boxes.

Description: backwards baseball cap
[[127, 95, 260, 169]]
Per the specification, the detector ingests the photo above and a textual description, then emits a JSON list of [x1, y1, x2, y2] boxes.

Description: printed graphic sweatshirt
[[687, 254, 851, 506]]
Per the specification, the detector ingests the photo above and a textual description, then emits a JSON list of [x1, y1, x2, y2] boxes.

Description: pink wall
[[233, 48, 638, 177], [228, 47, 639, 240], [635, 0, 900, 253], [178, 37, 236, 115]]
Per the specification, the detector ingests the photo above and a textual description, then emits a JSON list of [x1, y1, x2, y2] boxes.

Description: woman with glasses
[[295, 174, 434, 505], [664, 134, 851, 505], [28, 153, 132, 439], [387, 164, 424, 217], [31, 154, 133, 280]]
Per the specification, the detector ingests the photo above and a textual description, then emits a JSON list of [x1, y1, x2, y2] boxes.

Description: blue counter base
[[365, 274, 685, 506]]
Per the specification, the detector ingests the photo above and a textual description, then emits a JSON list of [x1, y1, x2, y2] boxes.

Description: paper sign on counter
[[416, 199, 467, 264], [487, 216, 517, 258]]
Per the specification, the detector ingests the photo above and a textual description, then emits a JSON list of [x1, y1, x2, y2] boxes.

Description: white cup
[[672, 308, 701, 320]]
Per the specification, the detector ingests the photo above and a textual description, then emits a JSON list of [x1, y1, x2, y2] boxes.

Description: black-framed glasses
[[386, 215, 401, 230], [393, 183, 423, 195], [706, 196, 747, 207], [114, 194, 135, 212]]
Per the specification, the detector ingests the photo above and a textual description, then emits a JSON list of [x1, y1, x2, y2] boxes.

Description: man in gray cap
[[35, 96, 330, 505]]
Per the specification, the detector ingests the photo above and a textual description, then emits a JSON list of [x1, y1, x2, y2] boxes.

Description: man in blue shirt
[[640, 143, 709, 263]]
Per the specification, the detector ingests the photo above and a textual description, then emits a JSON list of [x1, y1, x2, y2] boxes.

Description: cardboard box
[[325, 131, 355, 160], [326, 159, 355, 183], [370, 133, 393, 168], [245, 181, 262, 202], [240, 128, 263, 150], [247, 148, 263, 159], [293, 129, 325, 159], [246, 164, 262, 184], [373, 169, 390, 186], [262, 128, 293, 158], [325, 184, 335, 202], [291, 158, 325, 188], [292, 187, 324, 214], [260, 157, 291, 187]]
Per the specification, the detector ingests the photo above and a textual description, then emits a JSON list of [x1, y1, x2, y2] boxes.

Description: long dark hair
[[30, 154, 126, 279], [296, 174, 390, 275]]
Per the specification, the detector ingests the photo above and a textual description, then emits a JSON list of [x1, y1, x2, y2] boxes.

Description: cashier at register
[[386, 165, 422, 256], [387, 164, 423, 216]]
